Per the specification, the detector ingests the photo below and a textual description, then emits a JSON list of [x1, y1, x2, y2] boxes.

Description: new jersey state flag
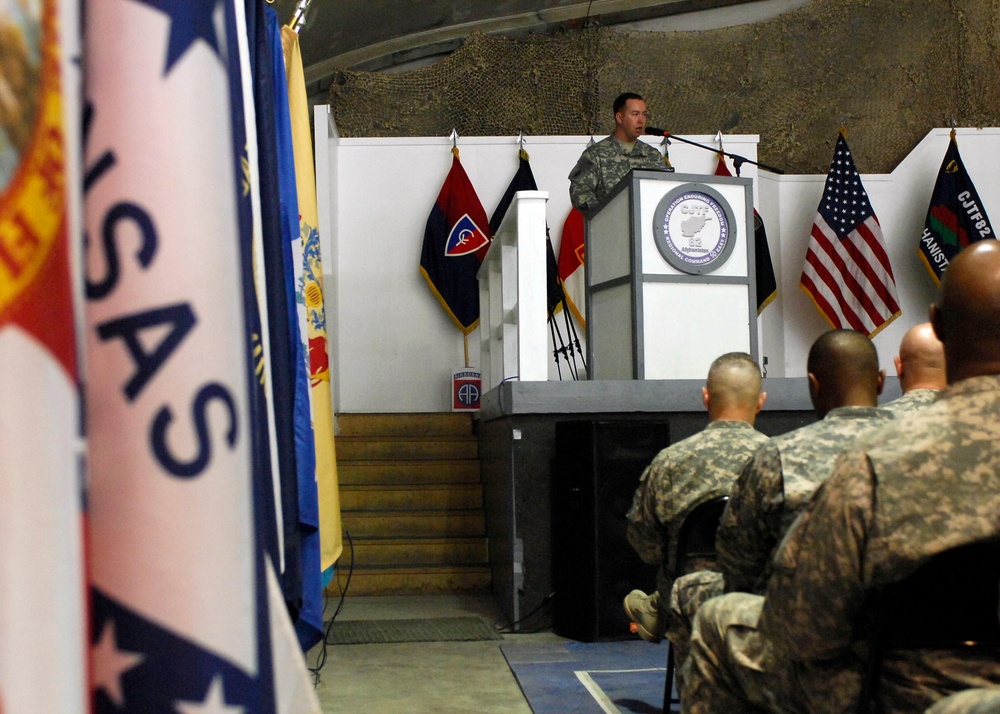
[[0, 2, 88, 712], [420, 148, 491, 334], [83, 1, 316, 711]]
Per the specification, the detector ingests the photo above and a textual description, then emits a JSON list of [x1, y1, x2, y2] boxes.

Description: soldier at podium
[[568, 92, 664, 211]]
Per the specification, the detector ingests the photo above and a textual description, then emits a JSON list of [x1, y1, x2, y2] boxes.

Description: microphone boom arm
[[645, 128, 785, 175]]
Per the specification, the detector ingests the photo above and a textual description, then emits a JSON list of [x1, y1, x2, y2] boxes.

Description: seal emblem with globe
[[652, 184, 738, 275]]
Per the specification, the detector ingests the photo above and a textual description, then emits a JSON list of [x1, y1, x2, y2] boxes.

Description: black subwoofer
[[551, 420, 670, 642]]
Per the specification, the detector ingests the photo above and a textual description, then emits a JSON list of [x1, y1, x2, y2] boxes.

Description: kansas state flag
[[420, 148, 491, 333], [83, 1, 316, 711]]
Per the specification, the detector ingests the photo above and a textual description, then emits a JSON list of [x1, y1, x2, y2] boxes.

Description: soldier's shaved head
[[931, 240, 1000, 383], [806, 330, 884, 417], [703, 352, 766, 423], [894, 322, 946, 393]]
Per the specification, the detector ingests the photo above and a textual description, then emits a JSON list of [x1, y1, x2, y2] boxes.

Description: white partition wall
[[313, 113, 1000, 412]]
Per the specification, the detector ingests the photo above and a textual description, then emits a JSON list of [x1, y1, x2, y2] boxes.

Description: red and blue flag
[[420, 149, 491, 334]]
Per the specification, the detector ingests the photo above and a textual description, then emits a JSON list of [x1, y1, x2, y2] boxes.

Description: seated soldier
[[622, 352, 767, 643], [882, 321, 946, 415], [667, 330, 892, 683], [682, 242, 1000, 714]]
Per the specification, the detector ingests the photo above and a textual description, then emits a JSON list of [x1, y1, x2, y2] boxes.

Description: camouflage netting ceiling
[[328, 0, 1000, 174]]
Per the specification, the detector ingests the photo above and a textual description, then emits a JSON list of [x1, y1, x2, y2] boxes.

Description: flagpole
[[464, 333, 470, 368]]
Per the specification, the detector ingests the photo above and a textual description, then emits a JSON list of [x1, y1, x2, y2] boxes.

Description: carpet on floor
[[501, 639, 676, 714], [325, 616, 503, 645]]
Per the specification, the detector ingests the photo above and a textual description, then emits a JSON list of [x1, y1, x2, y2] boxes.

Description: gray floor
[[309, 593, 568, 713]]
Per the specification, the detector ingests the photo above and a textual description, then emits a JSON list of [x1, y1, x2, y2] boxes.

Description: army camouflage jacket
[[568, 136, 663, 211], [625, 420, 768, 597], [760, 375, 1000, 713], [881, 387, 939, 416], [716, 405, 894, 594]]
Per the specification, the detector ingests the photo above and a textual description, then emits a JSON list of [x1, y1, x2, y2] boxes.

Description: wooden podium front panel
[[588, 188, 631, 286], [640, 282, 753, 379], [590, 283, 634, 380]]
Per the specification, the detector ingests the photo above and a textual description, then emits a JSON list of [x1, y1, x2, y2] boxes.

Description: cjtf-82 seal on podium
[[652, 184, 738, 275]]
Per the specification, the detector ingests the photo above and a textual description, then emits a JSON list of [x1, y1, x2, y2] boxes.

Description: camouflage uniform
[[568, 136, 663, 211], [881, 387, 939, 415], [682, 375, 1000, 714], [669, 406, 893, 688], [626, 420, 768, 611], [924, 688, 1000, 714], [716, 405, 894, 594]]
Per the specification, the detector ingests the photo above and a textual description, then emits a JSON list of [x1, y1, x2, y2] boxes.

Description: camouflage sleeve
[[716, 443, 785, 593], [626, 460, 671, 565], [639, 141, 665, 169], [568, 150, 600, 211], [759, 449, 875, 661]]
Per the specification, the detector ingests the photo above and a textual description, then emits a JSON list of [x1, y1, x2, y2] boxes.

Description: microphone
[[644, 127, 670, 137]]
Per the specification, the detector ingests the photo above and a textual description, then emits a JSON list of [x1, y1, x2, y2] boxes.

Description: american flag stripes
[[800, 133, 900, 337]]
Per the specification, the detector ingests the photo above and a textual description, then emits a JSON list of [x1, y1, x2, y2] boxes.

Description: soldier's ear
[[930, 304, 946, 343], [702, 386, 710, 411], [757, 391, 767, 413], [876, 369, 885, 396], [807, 372, 820, 398]]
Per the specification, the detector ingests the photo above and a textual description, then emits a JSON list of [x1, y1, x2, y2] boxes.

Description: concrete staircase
[[333, 413, 490, 595]]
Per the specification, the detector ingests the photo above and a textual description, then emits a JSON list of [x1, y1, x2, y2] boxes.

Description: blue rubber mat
[[501, 639, 676, 714]]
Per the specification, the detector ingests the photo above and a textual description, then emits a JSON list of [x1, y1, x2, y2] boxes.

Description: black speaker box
[[551, 420, 670, 642]]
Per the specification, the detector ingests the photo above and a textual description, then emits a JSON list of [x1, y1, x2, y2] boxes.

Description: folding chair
[[856, 538, 1000, 714], [664, 495, 730, 712]]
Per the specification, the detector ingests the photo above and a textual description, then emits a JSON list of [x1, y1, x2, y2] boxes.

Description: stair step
[[337, 413, 474, 438], [341, 537, 488, 567], [337, 436, 478, 461], [343, 510, 485, 539], [340, 484, 483, 511], [338, 459, 481, 486], [327, 565, 491, 596]]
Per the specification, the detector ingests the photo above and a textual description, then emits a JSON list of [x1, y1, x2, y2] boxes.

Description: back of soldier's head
[[706, 352, 763, 412], [896, 322, 946, 391], [933, 241, 1000, 381], [807, 330, 881, 410]]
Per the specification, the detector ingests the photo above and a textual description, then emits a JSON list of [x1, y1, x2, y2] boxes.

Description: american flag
[[800, 133, 900, 336]]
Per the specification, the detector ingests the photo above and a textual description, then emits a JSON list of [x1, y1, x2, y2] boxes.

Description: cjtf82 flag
[[800, 132, 900, 337], [0, 2, 88, 712], [420, 147, 491, 334], [82, 1, 316, 711], [918, 129, 996, 283]]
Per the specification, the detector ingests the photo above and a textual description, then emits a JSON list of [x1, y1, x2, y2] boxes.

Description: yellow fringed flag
[[281, 26, 343, 573]]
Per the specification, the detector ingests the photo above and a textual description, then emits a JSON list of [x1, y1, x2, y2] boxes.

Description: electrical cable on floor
[[309, 526, 354, 684], [494, 591, 554, 634]]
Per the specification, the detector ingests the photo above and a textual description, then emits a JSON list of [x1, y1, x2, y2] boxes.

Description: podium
[[586, 170, 759, 380]]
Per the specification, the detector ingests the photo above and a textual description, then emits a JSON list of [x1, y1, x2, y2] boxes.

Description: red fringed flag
[[557, 207, 586, 328], [800, 133, 900, 337], [419, 148, 491, 334]]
